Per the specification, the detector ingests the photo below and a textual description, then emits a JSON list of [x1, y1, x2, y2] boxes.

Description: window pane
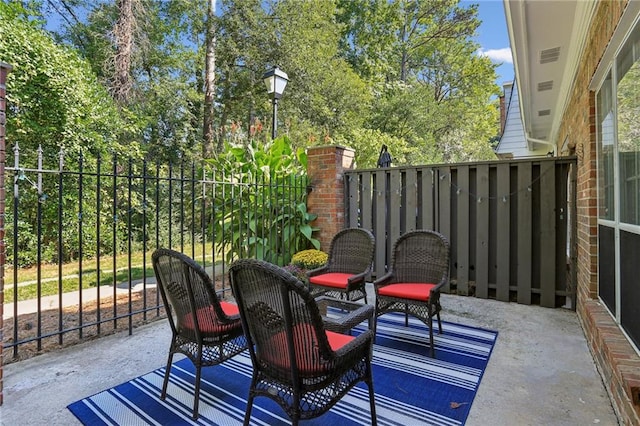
[[617, 50, 640, 224], [597, 72, 615, 220]]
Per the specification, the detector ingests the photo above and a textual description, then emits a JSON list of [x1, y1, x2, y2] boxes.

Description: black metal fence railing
[[3, 145, 308, 362]]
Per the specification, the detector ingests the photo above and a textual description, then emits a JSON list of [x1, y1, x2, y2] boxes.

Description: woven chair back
[[391, 230, 450, 285], [325, 228, 375, 274], [230, 259, 337, 381], [152, 249, 235, 340]]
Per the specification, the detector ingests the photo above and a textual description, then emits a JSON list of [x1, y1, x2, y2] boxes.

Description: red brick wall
[[556, 1, 640, 423], [306, 145, 356, 251], [0, 62, 12, 407]]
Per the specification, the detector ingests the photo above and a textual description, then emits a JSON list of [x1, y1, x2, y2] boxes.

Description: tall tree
[[336, 0, 400, 84], [203, 0, 216, 157], [113, 0, 135, 103], [339, 0, 499, 163]]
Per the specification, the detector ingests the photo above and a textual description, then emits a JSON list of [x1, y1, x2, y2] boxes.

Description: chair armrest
[[372, 272, 394, 289], [307, 265, 329, 278], [347, 270, 368, 285], [332, 329, 374, 358], [316, 296, 374, 333], [429, 276, 448, 301]]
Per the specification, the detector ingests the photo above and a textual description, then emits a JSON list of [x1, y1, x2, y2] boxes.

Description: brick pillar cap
[[307, 145, 353, 153], [0, 63, 13, 71]]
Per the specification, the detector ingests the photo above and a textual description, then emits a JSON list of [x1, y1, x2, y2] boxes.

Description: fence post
[[0, 61, 13, 406], [306, 145, 355, 251]]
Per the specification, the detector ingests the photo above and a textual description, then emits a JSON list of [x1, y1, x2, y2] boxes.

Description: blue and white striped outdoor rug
[[68, 312, 497, 425]]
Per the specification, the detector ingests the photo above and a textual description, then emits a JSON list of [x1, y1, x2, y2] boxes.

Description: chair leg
[[243, 382, 257, 426], [160, 348, 175, 400], [192, 363, 202, 420], [428, 315, 435, 358], [404, 303, 409, 327], [366, 358, 377, 426]]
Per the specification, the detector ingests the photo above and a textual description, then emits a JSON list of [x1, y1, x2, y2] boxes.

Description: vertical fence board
[[496, 164, 511, 301], [374, 170, 387, 277], [540, 162, 557, 307], [389, 169, 402, 256], [348, 173, 359, 227], [405, 169, 418, 232], [555, 164, 569, 305], [517, 163, 533, 304], [421, 167, 435, 230], [456, 166, 470, 295], [361, 171, 373, 231], [439, 167, 452, 292], [475, 165, 490, 298]]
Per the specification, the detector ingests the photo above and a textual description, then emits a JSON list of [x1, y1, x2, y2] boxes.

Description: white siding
[[495, 81, 548, 158]]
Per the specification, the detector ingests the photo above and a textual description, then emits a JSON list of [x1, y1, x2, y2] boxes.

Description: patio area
[[2, 288, 618, 425]]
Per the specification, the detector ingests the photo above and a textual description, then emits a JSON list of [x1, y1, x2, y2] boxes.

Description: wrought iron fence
[[3, 145, 308, 361]]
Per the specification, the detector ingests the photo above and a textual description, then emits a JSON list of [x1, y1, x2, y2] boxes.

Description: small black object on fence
[[377, 144, 392, 168]]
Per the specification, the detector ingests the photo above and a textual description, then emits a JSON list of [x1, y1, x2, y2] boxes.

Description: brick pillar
[[306, 145, 355, 251], [0, 62, 12, 406]]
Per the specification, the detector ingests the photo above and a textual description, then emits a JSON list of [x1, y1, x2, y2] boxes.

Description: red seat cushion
[[262, 323, 355, 374], [309, 273, 354, 289], [181, 301, 240, 334], [377, 283, 437, 302]]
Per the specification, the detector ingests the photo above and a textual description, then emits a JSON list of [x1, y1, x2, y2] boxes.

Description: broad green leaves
[[210, 136, 316, 265]]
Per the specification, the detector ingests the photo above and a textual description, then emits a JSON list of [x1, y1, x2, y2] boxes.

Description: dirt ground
[[2, 287, 168, 365]]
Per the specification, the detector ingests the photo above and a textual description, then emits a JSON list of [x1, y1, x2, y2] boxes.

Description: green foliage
[[25, 0, 501, 165], [291, 249, 328, 270], [210, 135, 316, 266], [0, 2, 128, 158]]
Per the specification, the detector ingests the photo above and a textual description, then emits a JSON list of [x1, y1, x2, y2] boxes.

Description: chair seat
[[263, 323, 355, 374], [182, 301, 242, 334], [377, 283, 437, 302], [309, 272, 354, 289]]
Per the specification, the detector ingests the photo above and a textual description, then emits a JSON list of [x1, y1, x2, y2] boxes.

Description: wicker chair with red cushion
[[374, 230, 450, 358], [230, 258, 377, 426], [307, 227, 375, 303], [152, 248, 247, 420]]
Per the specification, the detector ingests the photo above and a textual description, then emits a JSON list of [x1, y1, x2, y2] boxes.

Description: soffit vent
[[538, 80, 554, 91], [540, 47, 561, 64], [538, 109, 551, 117]]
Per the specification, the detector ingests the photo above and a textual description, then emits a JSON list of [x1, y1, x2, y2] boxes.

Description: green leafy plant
[[211, 135, 316, 266]]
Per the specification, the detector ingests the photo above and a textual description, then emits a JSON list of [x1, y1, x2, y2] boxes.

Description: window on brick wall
[[596, 20, 640, 352]]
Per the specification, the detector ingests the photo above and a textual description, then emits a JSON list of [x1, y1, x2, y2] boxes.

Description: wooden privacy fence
[[344, 157, 577, 308]]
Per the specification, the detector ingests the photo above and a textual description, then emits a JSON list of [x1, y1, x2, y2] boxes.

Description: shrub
[[291, 249, 328, 270], [283, 264, 307, 283]]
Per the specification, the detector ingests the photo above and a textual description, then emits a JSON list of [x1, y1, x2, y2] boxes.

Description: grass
[[3, 246, 222, 304]]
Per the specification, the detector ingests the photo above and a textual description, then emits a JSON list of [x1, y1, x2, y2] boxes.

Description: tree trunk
[[203, 0, 216, 158], [400, 6, 408, 83], [113, 0, 134, 104]]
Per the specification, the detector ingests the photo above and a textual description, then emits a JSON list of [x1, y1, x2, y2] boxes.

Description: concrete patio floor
[[1, 291, 619, 425]]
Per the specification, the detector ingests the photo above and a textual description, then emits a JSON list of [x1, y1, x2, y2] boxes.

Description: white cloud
[[478, 48, 513, 64]]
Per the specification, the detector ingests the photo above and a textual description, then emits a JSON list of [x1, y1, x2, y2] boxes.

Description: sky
[[463, 0, 515, 88]]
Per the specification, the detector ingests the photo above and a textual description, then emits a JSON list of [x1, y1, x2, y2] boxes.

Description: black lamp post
[[262, 66, 289, 140]]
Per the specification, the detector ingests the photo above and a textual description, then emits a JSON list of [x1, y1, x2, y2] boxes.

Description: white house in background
[[494, 80, 549, 159]]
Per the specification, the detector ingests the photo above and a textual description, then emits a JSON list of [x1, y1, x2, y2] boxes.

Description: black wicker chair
[[229, 258, 377, 426], [151, 249, 247, 420], [373, 230, 450, 358], [307, 227, 375, 302]]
